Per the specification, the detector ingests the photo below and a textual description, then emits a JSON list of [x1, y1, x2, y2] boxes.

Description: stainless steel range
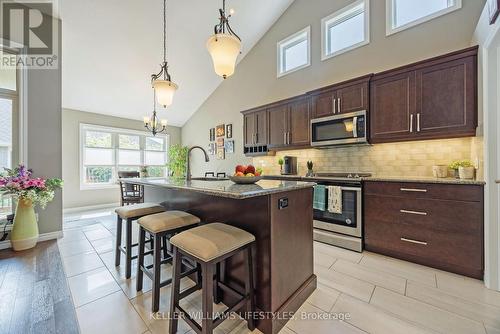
[[310, 172, 370, 252]]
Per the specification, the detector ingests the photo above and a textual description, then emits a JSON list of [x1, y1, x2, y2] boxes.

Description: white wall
[[62, 108, 181, 210], [473, 4, 500, 291], [181, 0, 485, 176]]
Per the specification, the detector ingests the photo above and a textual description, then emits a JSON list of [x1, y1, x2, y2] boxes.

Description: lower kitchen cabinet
[[364, 181, 484, 279]]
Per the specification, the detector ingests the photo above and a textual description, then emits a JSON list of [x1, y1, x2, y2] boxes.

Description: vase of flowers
[[0, 165, 63, 251]]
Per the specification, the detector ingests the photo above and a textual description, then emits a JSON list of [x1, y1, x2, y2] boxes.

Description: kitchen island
[[121, 177, 316, 334]]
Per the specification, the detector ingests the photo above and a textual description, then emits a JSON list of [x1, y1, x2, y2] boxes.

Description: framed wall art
[[226, 124, 233, 138], [225, 140, 234, 154], [216, 124, 225, 137], [209, 128, 215, 141]]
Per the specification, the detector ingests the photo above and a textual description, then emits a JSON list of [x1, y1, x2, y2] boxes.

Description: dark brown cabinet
[[268, 96, 310, 149], [309, 75, 370, 119], [243, 108, 267, 147], [370, 46, 477, 143], [364, 181, 484, 279]]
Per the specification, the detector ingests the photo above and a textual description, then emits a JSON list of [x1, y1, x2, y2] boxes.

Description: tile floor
[[59, 209, 500, 334]]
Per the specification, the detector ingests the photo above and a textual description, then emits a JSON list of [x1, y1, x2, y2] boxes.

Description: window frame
[[321, 0, 370, 61], [386, 0, 461, 36], [79, 123, 169, 190], [277, 26, 311, 78]]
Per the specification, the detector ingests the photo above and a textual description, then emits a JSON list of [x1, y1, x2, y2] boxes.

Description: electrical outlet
[[474, 158, 479, 169]]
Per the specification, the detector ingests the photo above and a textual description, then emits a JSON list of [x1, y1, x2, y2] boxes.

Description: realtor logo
[[0, 0, 59, 69]]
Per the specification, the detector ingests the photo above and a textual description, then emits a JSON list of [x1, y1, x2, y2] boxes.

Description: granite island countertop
[[120, 177, 316, 199]]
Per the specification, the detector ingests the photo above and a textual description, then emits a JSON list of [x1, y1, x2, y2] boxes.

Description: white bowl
[[229, 175, 263, 184]]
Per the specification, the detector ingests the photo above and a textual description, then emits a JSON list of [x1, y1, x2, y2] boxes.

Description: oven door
[[313, 185, 362, 238], [311, 110, 367, 146]]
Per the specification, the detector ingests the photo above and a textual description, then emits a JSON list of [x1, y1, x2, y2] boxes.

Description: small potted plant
[[140, 165, 149, 178], [0, 165, 63, 251], [306, 161, 314, 177], [449, 160, 475, 180], [278, 158, 284, 174]]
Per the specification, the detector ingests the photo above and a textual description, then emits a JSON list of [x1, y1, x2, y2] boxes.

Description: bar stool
[[136, 211, 201, 312], [115, 203, 166, 278], [169, 223, 256, 334]]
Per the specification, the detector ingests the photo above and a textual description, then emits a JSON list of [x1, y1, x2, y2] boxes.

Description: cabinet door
[[268, 104, 288, 148], [243, 113, 256, 147], [336, 82, 369, 115], [288, 97, 310, 147], [415, 56, 477, 138], [255, 110, 268, 145], [370, 71, 416, 143], [310, 88, 336, 119]]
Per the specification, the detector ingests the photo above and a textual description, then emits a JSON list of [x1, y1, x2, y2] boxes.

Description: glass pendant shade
[[153, 79, 178, 107], [207, 33, 241, 79]]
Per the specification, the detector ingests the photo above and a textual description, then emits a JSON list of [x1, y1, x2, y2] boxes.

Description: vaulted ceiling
[[61, 0, 294, 126]]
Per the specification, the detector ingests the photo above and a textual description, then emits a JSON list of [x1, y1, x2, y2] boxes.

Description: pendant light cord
[[163, 0, 167, 63]]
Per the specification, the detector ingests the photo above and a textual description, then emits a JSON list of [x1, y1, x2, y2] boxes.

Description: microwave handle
[[352, 116, 358, 138]]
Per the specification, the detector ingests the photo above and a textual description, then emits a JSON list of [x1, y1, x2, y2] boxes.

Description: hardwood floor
[[0, 240, 79, 334]]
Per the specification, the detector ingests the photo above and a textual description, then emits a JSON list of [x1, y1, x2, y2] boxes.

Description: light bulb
[[161, 119, 168, 127], [143, 116, 150, 125], [229, 8, 235, 15]]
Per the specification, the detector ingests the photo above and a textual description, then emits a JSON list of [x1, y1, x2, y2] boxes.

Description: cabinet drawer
[[365, 220, 482, 276], [365, 195, 482, 234], [364, 181, 483, 202]]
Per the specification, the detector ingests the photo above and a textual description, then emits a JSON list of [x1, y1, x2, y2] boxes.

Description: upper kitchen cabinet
[[309, 75, 371, 119], [370, 46, 478, 144], [243, 107, 267, 147], [268, 95, 311, 150]]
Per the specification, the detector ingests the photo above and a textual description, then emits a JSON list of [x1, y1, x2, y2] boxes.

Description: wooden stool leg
[[202, 263, 214, 334], [162, 235, 168, 261], [169, 246, 182, 334], [125, 218, 133, 279], [115, 216, 122, 267], [214, 262, 221, 304], [136, 227, 146, 292], [244, 247, 255, 331], [152, 234, 162, 312]]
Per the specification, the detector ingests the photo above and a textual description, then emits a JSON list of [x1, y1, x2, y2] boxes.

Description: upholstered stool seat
[[115, 202, 165, 219], [169, 223, 256, 334], [170, 223, 255, 262], [138, 211, 200, 233], [136, 211, 201, 312], [114, 203, 166, 279]]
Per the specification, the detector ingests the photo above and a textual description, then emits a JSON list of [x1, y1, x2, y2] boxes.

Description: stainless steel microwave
[[311, 110, 367, 147]]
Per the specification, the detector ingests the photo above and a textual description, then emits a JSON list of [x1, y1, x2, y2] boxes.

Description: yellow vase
[[11, 198, 39, 251]]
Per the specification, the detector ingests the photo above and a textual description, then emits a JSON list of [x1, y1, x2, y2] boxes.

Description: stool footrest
[[176, 305, 201, 333], [213, 297, 247, 328]]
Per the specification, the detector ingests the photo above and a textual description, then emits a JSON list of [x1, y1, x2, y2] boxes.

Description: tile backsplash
[[254, 137, 483, 178]]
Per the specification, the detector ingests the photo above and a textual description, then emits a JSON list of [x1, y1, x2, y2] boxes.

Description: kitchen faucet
[[186, 146, 210, 181]]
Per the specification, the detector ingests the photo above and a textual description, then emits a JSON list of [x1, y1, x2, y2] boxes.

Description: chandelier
[[144, 90, 168, 136]]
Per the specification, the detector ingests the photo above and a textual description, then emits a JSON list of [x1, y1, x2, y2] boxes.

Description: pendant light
[[207, 0, 242, 79], [151, 0, 177, 107], [144, 90, 168, 136]]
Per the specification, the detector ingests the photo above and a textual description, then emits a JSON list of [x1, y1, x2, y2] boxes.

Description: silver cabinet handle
[[410, 114, 413, 133], [401, 237, 428, 246], [400, 188, 427, 193], [417, 113, 421, 132], [400, 209, 427, 216], [287, 132, 290, 145], [332, 97, 336, 114], [283, 132, 286, 145], [338, 97, 341, 114]]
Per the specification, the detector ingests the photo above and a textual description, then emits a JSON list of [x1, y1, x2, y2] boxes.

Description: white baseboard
[[0, 230, 63, 250], [63, 202, 119, 214]]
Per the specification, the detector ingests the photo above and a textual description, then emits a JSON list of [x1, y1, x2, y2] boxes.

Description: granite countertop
[[120, 177, 315, 199], [264, 175, 485, 185]]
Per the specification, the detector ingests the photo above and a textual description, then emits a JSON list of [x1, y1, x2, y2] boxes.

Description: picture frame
[[208, 143, 215, 155], [217, 148, 225, 160], [488, 0, 500, 24], [226, 124, 233, 138], [216, 137, 225, 160], [224, 140, 234, 154], [209, 128, 215, 141], [216, 124, 225, 137]]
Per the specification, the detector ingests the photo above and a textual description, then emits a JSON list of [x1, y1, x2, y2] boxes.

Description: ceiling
[[60, 0, 294, 127]]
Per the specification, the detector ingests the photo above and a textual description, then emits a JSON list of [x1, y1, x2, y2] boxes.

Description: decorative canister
[[432, 165, 448, 178], [459, 166, 475, 180]]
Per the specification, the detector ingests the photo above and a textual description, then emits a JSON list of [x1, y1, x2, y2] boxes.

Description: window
[[321, 0, 369, 60], [80, 124, 169, 189], [277, 26, 311, 77], [387, 0, 461, 35], [0, 49, 18, 220]]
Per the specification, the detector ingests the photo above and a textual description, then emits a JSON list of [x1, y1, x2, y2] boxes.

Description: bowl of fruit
[[230, 165, 263, 184]]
